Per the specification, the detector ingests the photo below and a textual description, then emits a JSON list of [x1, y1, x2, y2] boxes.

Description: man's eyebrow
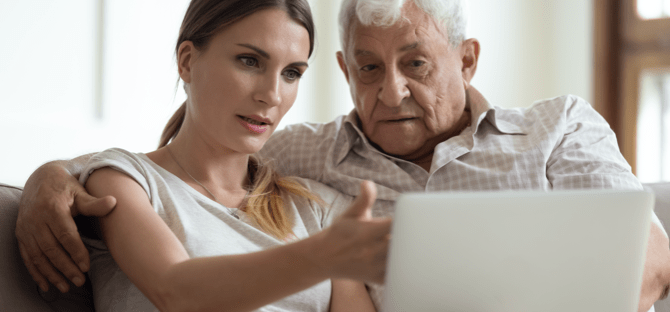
[[353, 42, 420, 57], [237, 43, 270, 59], [399, 42, 420, 52]]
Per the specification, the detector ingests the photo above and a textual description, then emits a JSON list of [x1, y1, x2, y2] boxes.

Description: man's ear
[[336, 51, 350, 83], [177, 41, 196, 84], [460, 38, 480, 89]]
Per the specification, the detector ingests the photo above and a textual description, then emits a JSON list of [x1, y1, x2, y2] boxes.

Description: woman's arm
[[330, 279, 376, 312], [86, 168, 389, 312]]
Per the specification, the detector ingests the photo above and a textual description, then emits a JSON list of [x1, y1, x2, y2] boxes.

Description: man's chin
[[369, 138, 424, 159]]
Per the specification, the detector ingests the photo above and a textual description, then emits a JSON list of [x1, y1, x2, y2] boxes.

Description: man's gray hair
[[338, 0, 467, 52]]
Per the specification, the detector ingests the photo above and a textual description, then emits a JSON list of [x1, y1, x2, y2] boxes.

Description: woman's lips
[[237, 116, 268, 134]]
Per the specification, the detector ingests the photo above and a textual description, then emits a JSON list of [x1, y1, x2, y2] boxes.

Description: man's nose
[[377, 67, 410, 107], [253, 74, 282, 107]]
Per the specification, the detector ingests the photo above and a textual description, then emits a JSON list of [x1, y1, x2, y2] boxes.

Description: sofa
[[2, 182, 670, 311]]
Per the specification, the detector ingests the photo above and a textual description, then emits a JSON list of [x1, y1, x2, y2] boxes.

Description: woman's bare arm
[[15, 153, 116, 293], [86, 168, 389, 312]]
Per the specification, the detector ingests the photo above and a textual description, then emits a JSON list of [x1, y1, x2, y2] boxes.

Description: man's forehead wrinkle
[[399, 41, 420, 52], [354, 49, 375, 57]]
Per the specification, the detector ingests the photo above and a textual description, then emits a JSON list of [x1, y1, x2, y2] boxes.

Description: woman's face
[[178, 8, 310, 154]]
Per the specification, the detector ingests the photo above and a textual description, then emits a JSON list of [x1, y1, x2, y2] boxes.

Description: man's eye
[[239, 57, 258, 67], [360, 64, 378, 72], [410, 60, 425, 67]]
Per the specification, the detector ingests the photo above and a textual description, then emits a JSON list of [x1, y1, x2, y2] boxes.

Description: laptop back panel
[[383, 190, 654, 312]]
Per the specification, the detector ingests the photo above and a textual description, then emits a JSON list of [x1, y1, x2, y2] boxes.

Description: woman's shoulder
[[80, 148, 157, 200], [87, 147, 147, 166]]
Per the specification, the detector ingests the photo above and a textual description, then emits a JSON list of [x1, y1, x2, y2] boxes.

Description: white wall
[[468, 0, 593, 108], [0, 0, 594, 187]]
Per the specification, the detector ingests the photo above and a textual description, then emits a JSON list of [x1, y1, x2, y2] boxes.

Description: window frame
[[594, 0, 670, 175]]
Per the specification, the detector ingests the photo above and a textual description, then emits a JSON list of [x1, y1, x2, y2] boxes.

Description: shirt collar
[[336, 88, 527, 165], [335, 111, 367, 165], [468, 87, 527, 135]]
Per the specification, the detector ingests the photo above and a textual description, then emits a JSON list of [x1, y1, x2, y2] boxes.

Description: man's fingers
[[18, 241, 50, 292], [33, 225, 86, 290], [21, 234, 71, 293], [73, 193, 116, 217], [342, 181, 377, 219], [57, 230, 90, 274], [46, 211, 91, 274]]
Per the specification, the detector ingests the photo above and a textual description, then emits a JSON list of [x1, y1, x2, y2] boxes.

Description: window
[[637, 0, 670, 19], [637, 71, 670, 181], [594, 0, 670, 182]]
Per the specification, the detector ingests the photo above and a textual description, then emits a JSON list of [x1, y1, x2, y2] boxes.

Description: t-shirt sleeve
[[79, 148, 154, 204]]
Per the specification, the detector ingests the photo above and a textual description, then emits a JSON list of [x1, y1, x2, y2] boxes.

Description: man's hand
[[638, 222, 670, 312], [15, 161, 116, 293]]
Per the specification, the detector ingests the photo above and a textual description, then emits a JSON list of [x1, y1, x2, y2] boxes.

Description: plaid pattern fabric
[[261, 92, 643, 211], [259, 91, 655, 309]]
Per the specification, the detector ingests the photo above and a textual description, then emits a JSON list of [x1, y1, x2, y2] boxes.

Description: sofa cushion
[[0, 183, 94, 312]]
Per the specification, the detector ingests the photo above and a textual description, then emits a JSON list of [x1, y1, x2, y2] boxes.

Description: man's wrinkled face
[[337, 2, 472, 158]]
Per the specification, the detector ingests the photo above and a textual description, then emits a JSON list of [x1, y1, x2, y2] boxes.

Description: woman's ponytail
[[159, 102, 187, 148]]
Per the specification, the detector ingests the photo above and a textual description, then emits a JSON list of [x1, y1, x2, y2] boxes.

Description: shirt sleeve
[[545, 96, 666, 236]]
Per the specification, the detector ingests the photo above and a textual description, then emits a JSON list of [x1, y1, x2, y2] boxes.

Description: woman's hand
[[15, 160, 116, 293], [311, 181, 392, 284]]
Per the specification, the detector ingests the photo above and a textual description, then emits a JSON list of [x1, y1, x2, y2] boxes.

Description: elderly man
[[15, 0, 670, 311]]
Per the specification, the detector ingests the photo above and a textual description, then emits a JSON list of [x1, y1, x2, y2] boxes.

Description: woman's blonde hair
[[159, 0, 322, 240]]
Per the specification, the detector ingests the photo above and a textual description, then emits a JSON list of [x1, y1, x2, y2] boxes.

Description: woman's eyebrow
[[237, 43, 270, 59], [290, 61, 309, 68], [237, 43, 308, 68]]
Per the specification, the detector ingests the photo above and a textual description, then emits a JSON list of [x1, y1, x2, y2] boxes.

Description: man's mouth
[[387, 117, 417, 123]]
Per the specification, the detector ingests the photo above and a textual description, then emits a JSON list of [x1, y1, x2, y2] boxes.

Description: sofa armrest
[[0, 183, 94, 311]]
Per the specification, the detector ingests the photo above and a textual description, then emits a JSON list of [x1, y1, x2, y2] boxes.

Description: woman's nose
[[253, 74, 282, 107]]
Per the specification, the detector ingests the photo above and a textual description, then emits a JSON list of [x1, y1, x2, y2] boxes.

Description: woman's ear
[[460, 38, 480, 89], [177, 41, 195, 84]]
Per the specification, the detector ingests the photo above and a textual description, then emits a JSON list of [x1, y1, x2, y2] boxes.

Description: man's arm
[[15, 153, 116, 293], [639, 223, 670, 311], [544, 96, 670, 311]]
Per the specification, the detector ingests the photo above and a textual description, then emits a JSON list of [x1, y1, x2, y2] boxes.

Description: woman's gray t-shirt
[[79, 148, 346, 312]]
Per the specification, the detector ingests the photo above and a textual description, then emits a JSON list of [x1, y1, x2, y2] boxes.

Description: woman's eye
[[240, 57, 258, 67], [283, 70, 302, 81]]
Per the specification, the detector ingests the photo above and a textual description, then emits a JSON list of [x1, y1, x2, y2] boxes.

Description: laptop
[[383, 190, 654, 312]]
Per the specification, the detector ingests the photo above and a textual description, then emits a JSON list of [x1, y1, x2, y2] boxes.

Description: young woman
[[79, 0, 390, 311]]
